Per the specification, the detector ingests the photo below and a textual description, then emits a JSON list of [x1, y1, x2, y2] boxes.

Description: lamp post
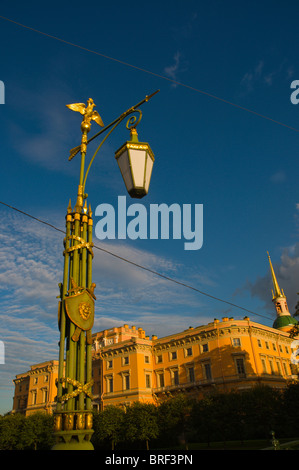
[[52, 91, 159, 450]]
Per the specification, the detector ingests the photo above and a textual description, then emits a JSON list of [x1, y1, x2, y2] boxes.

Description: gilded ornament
[[63, 413, 74, 431], [86, 412, 93, 430], [79, 301, 92, 321], [76, 412, 86, 430], [53, 413, 62, 432], [66, 98, 104, 160]]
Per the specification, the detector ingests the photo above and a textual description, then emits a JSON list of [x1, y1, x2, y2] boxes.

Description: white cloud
[[240, 60, 264, 94], [270, 170, 286, 183], [163, 51, 188, 87]]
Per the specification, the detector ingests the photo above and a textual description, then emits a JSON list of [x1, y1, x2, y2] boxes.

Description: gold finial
[[267, 251, 285, 300], [83, 200, 88, 214], [88, 204, 93, 218], [67, 199, 72, 214], [66, 98, 104, 160]]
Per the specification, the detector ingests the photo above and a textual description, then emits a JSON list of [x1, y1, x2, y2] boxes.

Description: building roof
[[272, 315, 298, 330]]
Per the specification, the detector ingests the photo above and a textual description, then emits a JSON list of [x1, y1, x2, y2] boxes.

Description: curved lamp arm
[[82, 108, 142, 193], [67, 90, 159, 198]]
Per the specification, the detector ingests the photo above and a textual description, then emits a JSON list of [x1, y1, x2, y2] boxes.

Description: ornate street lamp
[[52, 91, 159, 450], [115, 124, 154, 199]]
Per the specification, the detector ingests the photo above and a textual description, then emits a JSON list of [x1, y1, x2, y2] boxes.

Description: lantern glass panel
[[117, 148, 133, 192], [144, 152, 154, 193], [129, 149, 146, 188]]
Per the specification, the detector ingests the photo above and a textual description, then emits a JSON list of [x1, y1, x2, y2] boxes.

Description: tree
[[124, 402, 159, 450], [0, 413, 26, 450], [240, 385, 281, 440], [157, 393, 193, 447], [0, 412, 54, 450], [21, 413, 54, 450], [92, 406, 125, 450], [191, 396, 219, 446]]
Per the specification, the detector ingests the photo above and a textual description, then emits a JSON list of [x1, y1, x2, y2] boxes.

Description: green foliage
[[2, 384, 299, 449], [0, 413, 26, 450], [0, 412, 54, 450], [92, 405, 125, 450], [157, 393, 193, 447], [123, 402, 159, 450]]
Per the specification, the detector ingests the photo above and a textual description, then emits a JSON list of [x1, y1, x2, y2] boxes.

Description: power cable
[[0, 200, 274, 322], [0, 15, 298, 133]]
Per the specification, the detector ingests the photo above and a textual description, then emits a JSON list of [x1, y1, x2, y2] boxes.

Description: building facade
[[12, 360, 59, 416], [12, 254, 299, 415], [12, 317, 299, 415]]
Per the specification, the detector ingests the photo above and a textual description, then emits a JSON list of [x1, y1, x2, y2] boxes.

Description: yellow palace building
[[12, 254, 299, 415]]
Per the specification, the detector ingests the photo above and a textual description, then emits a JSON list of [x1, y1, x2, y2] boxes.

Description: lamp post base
[[52, 430, 94, 450], [52, 411, 94, 450]]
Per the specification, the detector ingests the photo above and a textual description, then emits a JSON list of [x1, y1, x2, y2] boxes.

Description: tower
[[267, 252, 298, 332]]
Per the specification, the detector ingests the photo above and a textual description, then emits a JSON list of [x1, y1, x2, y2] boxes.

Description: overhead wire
[[0, 200, 274, 322], [0, 16, 278, 323], [0, 15, 298, 132]]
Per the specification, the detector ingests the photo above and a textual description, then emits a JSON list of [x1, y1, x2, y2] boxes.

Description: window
[[265, 341, 269, 349], [232, 338, 241, 347], [33, 377, 38, 385], [123, 356, 129, 365], [144, 355, 150, 363], [203, 363, 212, 380], [44, 375, 49, 382], [107, 359, 113, 369], [171, 369, 179, 385], [269, 359, 275, 374], [42, 388, 48, 403], [157, 372, 164, 388], [261, 358, 267, 373], [32, 390, 37, 405], [107, 377, 113, 393], [283, 362, 289, 376], [124, 374, 130, 391], [257, 339, 262, 348], [170, 351, 177, 360], [145, 374, 151, 388], [202, 343, 209, 352], [156, 355, 162, 363], [272, 343, 276, 351], [188, 366, 195, 382], [235, 358, 245, 376], [276, 361, 282, 376], [186, 347, 192, 357]]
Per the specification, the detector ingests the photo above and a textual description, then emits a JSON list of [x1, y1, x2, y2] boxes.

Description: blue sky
[[1, 0, 299, 414]]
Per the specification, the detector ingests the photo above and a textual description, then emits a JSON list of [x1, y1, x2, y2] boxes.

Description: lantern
[[115, 128, 155, 198]]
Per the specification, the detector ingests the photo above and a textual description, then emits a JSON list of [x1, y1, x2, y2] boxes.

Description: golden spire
[[267, 252, 285, 300]]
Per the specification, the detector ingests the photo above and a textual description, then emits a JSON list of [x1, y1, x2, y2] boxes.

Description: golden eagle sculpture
[[66, 98, 104, 160]]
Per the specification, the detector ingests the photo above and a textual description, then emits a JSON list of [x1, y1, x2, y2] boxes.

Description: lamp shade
[[115, 129, 155, 198]]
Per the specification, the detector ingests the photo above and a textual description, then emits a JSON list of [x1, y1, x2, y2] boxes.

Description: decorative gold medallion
[[79, 301, 92, 321]]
